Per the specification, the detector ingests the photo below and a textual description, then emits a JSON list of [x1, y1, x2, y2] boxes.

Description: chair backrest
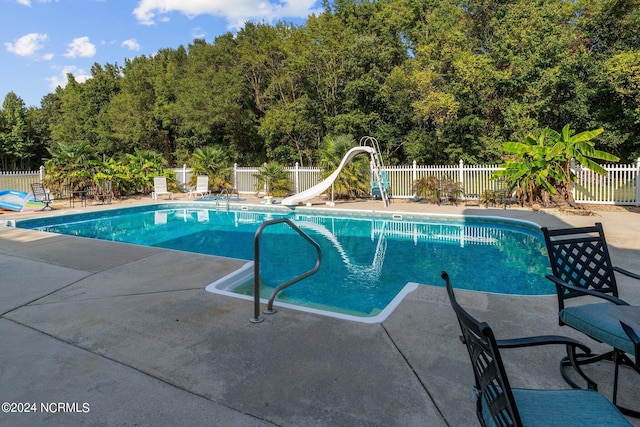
[[96, 180, 112, 201], [154, 176, 167, 192], [98, 179, 112, 194], [441, 271, 521, 427], [541, 223, 618, 303], [30, 182, 48, 201], [196, 176, 209, 191]]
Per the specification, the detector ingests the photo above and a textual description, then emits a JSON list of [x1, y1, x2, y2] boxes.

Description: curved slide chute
[[281, 146, 377, 206]]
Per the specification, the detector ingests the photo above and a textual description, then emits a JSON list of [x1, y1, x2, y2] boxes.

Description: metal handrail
[[250, 218, 322, 323], [360, 136, 389, 207], [215, 188, 230, 210]]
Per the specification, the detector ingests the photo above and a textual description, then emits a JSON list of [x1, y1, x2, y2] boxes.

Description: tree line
[[1, 0, 639, 173]]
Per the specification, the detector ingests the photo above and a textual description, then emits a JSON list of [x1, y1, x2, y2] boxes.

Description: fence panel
[[169, 166, 193, 191], [0, 170, 41, 193], [462, 165, 500, 199], [234, 167, 260, 193], [572, 162, 639, 205], [285, 166, 323, 194], [385, 165, 414, 197]]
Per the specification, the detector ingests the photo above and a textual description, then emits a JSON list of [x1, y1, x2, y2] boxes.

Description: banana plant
[[494, 125, 618, 206]]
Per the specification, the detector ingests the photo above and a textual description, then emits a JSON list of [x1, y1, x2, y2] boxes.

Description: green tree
[[176, 38, 262, 164], [0, 92, 35, 169], [50, 64, 121, 157]]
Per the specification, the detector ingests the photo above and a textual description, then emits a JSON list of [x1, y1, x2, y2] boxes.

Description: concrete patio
[[1, 197, 639, 426]]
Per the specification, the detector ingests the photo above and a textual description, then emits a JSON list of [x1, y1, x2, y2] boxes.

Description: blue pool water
[[17, 204, 553, 319]]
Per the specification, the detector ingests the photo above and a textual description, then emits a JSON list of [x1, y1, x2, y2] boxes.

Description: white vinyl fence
[[226, 159, 640, 206], [571, 158, 640, 205], [4, 159, 639, 206], [0, 167, 44, 193]]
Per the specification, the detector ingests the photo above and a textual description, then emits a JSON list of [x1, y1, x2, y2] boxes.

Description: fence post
[[636, 157, 640, 207], [412, 160, 417, 184], [570, 158, 576, 203], [39, 165, 45, 182], [182, 164, 187, 189], [458, 159, 464, 191], [233, 163, 238, 190], [295, 162, 300, 194]]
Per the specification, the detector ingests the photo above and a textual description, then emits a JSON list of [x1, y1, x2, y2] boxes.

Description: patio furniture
[[69, 179, 95, 208], [542, 223, 640, 417], [30, 183, 54, 210], [441, 271, 632, 427], [187, 176, 210, 199], [610, 305, 640, 332], [152, 176, 173, 200], [96, 179, 112, 204]]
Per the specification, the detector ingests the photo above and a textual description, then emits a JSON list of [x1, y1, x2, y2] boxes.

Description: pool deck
[[1, 196, 639, 426]]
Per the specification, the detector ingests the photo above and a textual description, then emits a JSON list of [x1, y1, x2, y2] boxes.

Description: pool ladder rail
[[250, 218, 322, 323], [214, 188, 239, 210], [360, 136, 389, 208]]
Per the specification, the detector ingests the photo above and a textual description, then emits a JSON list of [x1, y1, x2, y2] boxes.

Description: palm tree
[[190, 146, 232, 193], [318, 135, 369, 199], [253, 162, 290, 196], [44, 141, 97, 193]]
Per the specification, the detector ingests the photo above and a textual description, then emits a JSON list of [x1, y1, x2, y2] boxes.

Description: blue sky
[[1, 0, 323, 108]]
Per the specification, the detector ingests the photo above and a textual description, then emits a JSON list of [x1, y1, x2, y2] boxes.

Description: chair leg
[[612, 350, 640, 418], [560, 351, 603, 390], [612, 350, 620, 405], [561, 349, 640, 418]]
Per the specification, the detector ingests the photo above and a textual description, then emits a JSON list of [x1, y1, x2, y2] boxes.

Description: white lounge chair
[[152, 176, 174, 200], [187, 176, 210, 199]]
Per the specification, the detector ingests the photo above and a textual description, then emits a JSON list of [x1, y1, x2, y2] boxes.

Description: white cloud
[[132, 0, 321, 29], [16, 0, 52, 5], [46, 65, 91, 90], [121, 38, 141, 51], [64, 37, 96, 58], [191, 27, 206, 40], [5, 33, 49, 57]]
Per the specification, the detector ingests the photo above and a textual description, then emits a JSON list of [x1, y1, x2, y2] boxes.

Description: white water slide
[[281, 144, 388, 206]]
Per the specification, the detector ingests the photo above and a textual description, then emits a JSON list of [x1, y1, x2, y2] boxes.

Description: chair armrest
[[546, 274, 628, 305], [496, 335, 592, 355], [613, 266, 640, 281]]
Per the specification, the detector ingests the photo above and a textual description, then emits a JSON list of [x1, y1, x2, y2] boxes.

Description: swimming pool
[[16, 204, 553, 322]]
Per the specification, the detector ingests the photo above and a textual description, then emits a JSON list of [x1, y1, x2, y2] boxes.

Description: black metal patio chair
[[30, 182, 54, 210], [541, 223, 640, 417], [441, 271, 631, 427], [95, 179, 112, 204]]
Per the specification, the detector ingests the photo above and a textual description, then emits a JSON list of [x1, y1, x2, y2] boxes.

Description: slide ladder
[[362, 136, 389, 207], [281, 136, 389, 207]]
